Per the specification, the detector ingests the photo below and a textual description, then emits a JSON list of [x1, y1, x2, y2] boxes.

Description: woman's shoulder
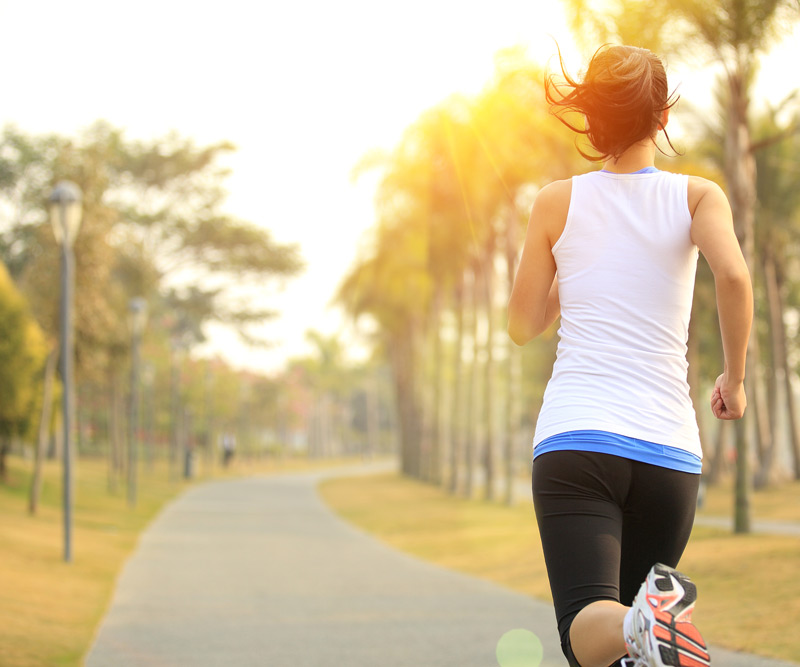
[[530, 178, 573, 247], [537, 177, 573, 205], [534, 178, 573, 221], [685, 175, 728, 217]]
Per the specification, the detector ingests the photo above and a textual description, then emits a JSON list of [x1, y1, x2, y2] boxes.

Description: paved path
[[87, 464, 798, 666]]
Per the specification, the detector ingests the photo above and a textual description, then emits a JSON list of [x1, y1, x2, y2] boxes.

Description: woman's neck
[[602, 140, 656, 174]]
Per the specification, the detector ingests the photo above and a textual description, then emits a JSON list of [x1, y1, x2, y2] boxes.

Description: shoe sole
[[648, 564, 710, 667]]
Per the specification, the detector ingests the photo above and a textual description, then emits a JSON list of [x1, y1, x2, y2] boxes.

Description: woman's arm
[[689, 176, 753, 420], [507, 180, 571, 346]]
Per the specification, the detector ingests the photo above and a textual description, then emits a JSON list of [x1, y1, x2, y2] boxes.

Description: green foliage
[[0, 262, 46, 441], [338, 5, 800, 494], [562, 0, 799, 61], [339, 51, 583, 345], [0, 122, 304, 378]]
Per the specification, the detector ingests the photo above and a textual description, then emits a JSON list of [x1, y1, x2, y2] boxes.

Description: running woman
[[508, 44, 753, 667]]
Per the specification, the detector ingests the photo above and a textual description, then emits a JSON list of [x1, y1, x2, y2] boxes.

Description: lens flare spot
[[496, 628, 543, 667]]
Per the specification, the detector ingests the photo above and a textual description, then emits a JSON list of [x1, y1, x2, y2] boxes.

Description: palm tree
[[562, 0, 800, 532], [753, 104, 800, 482]]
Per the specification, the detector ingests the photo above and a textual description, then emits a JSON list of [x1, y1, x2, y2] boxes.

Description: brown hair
[[545, 44, 680, 162]]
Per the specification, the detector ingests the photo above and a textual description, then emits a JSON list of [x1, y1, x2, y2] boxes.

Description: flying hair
[[545, 43, 681, 162]]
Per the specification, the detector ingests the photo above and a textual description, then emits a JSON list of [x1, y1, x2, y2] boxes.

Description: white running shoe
[[622, 563, 711, 666]]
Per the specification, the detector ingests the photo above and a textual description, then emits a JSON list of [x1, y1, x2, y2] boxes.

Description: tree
[[752, 103, 800, 481], [337, 220, 431, 476], [340, 50, 584, 492], [0, 262, 46, 479], [0, 123, 304, 489], [468, 50, 584, 500], [562, 0, 800, 533]]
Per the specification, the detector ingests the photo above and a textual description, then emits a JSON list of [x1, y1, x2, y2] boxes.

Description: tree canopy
[[0, 122, 304, 379]]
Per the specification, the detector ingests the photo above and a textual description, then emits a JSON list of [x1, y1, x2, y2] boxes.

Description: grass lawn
[[0, 452, 345, 667], [697, 477, 800, 522], [320, 473, 800, 663], [1, 458, 181, 666]]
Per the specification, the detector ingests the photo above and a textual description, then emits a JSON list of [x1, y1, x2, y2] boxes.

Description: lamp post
[[141, 361, 156, 472], [169, 335, 186, 480], [127, 297, 147, 507], [49, 181, 82, 563]]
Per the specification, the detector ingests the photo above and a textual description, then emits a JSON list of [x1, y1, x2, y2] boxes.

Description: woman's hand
[[711, 374, 746, 420]]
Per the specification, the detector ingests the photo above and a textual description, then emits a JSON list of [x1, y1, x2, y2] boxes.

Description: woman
[[508, 45, 752, 667]]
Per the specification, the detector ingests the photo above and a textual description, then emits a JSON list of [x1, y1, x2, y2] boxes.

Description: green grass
[[0, 455, 188, 666], [698, 477, 800, 522], [319, 473, 800, 663], [0, 451, 348, 667]]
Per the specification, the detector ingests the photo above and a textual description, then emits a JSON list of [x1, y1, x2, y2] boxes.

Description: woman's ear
[[659, 108, 670, 131]]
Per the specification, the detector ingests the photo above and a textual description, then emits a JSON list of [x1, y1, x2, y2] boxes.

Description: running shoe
[[622, 563, 711, 666]]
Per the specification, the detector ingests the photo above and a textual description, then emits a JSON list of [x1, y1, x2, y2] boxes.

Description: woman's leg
[[532, 451, 632, 667], [569, 600, 629, 666], [534, 452, 701, 666], [618, 462, 700, 606], [593, 462, 699, 667]]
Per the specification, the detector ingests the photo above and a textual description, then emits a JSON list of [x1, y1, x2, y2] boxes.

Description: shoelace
[[621, 639, 648, 667], [620, 658, 647, 667]]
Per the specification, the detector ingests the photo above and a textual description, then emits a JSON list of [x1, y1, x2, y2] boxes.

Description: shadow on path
[[87, 463, 798, 667]]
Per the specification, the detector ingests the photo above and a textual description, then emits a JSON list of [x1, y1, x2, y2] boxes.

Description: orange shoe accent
[[674, 634, 710, 660], [675, 622, 705, 646], [678, 654, 710, 667]]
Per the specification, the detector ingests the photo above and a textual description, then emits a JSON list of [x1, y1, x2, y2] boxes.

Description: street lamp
[[169, 335, 187, 480], [127, 297, 147, 507], [49, 181, 82, 563], [141, 361, 156, 472]]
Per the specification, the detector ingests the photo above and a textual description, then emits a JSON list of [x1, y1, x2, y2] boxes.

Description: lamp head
[[49, 181, 83, 248]]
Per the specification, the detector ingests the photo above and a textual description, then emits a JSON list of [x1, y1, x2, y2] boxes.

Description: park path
[[87, 463, 798, 667]]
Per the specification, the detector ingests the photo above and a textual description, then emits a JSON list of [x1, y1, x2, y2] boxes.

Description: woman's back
[[533, 169, 702, 454]]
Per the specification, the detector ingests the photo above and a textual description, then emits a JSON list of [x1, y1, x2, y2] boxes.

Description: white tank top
[[533, 170, 702, 459]]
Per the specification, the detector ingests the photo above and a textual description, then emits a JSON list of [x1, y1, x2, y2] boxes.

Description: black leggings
[[532, 450, 700, 667]]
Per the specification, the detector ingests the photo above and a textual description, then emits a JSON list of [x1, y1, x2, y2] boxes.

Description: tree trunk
[[707, 419, 732, 485], [170, 349, 181, 479], [754, 248, 782, 487], [430, 289, 444, 485], [504, 216, 521, 506], [725, 68, 759, 532], [320, 393, 331, 457], [767, 245, 800, 480], [784, 362, 800, 481], [771, 250, 800, 479], [390, 326, 422, 478], [420, 289, 443, 483], [448, 275, 466, 495], [481, 244, 496, 501], [203, 369, 214, 472], [734, 421, 751, 533], [366, 371, 379, 459], [107, 367, 122, 493], [29, 345, 59, 515], [0, 439, 9, 481], [463, 269, 479, 498]]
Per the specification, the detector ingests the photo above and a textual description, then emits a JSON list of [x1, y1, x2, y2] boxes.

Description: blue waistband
[[534, 430, 702, 474]]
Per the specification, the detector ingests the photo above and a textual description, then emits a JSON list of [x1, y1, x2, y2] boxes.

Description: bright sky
[[0, 1, 796, 374]]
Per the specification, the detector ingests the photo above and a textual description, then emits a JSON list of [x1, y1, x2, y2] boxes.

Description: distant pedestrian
[[508, 44, 753, 666], [221, 432, 236, 467]]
